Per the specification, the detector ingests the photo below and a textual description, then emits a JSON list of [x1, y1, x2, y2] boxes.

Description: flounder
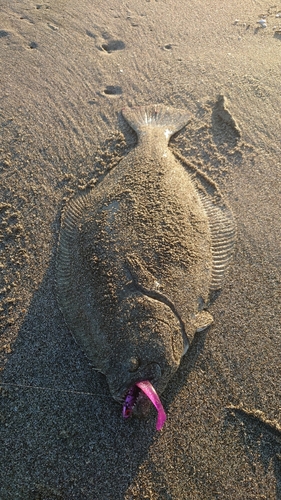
[[56, 105, 235, 426]]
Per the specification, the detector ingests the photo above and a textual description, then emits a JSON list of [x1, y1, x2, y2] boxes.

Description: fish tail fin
[[122, 104, 191, 143]]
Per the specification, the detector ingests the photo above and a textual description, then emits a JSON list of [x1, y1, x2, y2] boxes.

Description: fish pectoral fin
[[125, 254, 156, 290], [194, 311, 214, 332]]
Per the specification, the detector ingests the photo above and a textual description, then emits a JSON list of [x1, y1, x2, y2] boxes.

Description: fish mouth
[[122, 384, 143, 418], [122, 380, 167, 430], [114, 362, 162, 404], [112, 363, 167, 429], [115, 381, 154, 420]]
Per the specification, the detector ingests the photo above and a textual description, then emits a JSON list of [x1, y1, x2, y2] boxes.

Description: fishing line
[[0, 382, 105, 397]]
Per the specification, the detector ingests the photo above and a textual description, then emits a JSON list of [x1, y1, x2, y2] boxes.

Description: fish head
[[103, 294, 185, 415]]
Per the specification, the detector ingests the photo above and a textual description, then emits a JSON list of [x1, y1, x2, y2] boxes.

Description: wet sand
[[1, 1, 281, 498]]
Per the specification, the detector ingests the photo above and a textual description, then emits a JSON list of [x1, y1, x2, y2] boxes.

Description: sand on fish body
[[56, 104, 235, 413]]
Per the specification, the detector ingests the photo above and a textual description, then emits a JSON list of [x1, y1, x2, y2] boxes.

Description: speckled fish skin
[[56, 105, 235, 408]]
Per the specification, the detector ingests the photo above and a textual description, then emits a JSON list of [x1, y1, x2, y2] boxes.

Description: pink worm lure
[[122, 380, 167, 431]]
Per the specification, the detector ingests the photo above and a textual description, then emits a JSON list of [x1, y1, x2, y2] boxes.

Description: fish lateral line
[[125, 260, 190, 355]]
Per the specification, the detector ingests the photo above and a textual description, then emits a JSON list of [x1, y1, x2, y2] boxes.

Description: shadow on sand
[[0, 248, 208, 500], [224, 407, 281, 500]]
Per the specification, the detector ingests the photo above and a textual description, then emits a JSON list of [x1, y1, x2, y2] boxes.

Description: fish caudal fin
[[122, 104, 191, 142]]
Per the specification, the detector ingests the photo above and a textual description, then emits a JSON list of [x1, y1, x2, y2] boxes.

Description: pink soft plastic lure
[[122, 380, 167, 430]]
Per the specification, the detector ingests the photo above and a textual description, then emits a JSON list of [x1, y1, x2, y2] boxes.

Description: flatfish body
[[56, 105, 235, 405]]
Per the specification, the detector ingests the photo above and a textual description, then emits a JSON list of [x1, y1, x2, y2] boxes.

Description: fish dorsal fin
[[172, 150, 236, 292], [122, 105, 191, 143], [199, 193, 236, 291]]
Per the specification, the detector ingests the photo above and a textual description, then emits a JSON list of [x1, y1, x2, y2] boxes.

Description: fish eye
[[128, 356, 140, 372]]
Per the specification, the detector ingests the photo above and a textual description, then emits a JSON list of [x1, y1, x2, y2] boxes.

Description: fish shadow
[[224, 407, 281, 499], [0, 247, 210, 500], [0, 257, 159, 500], [161, 324, 209, 415]]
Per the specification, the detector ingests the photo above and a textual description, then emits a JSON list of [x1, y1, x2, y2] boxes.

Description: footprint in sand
[[103, 85, 122, 97], [0, 30, 9, 38], [35, 4, 50, 9], [86, 30, 96, 39], [85, 29, 125, 54], [101, 39, 125, 53], [163, 43, 173, 50], [29, 41, 38, 49]]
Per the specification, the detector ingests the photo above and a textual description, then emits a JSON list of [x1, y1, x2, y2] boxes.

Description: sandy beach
[[1, 0, 281, 498]]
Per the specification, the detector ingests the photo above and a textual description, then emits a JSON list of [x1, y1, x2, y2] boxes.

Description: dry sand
[[1, 0, 281, 499]]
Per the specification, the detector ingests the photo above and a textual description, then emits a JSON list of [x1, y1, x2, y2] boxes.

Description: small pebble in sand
[[257, 19, 267, 28]]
